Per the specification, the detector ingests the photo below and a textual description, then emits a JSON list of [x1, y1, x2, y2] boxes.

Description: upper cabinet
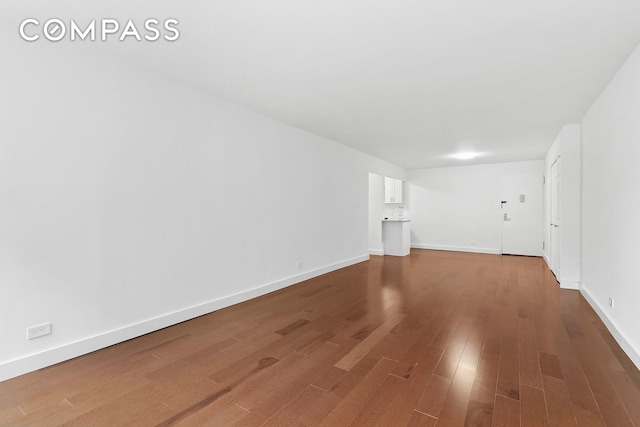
[[384, 177, 403, 203]]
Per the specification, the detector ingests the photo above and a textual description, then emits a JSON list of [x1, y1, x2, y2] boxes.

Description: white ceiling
[[4, 0, 640, 169]]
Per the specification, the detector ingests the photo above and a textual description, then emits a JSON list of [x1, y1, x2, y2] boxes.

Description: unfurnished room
[[1, 1, 640, 426]]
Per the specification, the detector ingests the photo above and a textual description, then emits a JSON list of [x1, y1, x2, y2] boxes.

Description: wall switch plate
[[27, 323, 51, 340]]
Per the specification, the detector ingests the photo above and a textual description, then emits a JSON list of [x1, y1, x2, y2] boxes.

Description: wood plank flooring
[[1, 249, 640, 426]]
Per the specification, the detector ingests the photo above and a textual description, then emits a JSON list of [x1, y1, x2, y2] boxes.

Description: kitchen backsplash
[[383, 204, 405, 219]]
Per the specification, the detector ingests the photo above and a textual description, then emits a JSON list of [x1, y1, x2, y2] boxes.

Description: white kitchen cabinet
[[383, 219, 411, 256], [384, 177, 403, 203]]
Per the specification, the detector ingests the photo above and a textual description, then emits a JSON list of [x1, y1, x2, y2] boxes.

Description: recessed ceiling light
[[453, 152, 477, 160]]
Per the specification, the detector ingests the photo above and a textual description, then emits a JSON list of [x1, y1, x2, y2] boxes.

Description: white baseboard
[[411, 243, 501, 255], [0, 254, 369, 382], [541, 251, 576, 289], [580, 286, 640, 371], [560, 279, 580, 290], [369, 249, 385, 256]]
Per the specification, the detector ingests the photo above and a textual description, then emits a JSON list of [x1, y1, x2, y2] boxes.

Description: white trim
[[368, 249, 385, 256], [560, 279, 580, 290], [542, 252, 578, 290], [580, 285, 640, 371], [411, 243, 501, 255], [0, 254, 369, 382]]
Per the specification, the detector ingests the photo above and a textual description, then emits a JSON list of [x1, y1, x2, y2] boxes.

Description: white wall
[[581, 42, 640, 369], [406, 161, 544, 254], [0, 25, 403, 380], [543, 124, 582, 290], [368, 173, 385, 256]]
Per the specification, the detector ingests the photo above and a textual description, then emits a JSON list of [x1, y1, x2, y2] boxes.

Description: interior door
[[549, 158, 561, 277], [501, 174, 543, 256]]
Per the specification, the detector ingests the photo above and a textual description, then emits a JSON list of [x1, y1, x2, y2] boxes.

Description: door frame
[[549, 156, 561, 279]]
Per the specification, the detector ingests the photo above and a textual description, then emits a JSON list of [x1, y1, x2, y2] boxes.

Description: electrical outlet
[[27, 323, 51, 340], [296, 261, 304, 269], [608, 298, 614, 308]]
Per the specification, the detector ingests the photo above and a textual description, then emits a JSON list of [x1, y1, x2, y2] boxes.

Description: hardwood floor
[[1, 250, 639, 426]]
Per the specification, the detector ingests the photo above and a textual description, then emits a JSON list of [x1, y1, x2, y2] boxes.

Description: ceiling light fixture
[[453, 152, 478, 160]]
